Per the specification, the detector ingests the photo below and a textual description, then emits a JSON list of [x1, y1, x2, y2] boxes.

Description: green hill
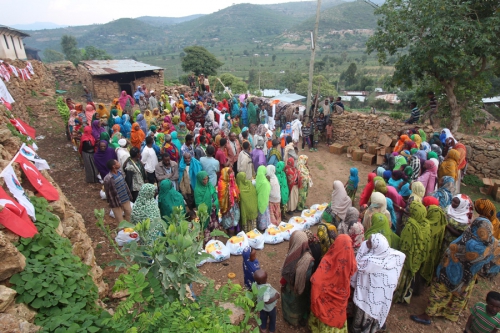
[[263, 0, 345, 19], [136, 15, 205, 27], [294, 0, 377, 32]]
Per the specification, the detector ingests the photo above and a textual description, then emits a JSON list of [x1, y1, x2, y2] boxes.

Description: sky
[[1, 0, 310, 26]]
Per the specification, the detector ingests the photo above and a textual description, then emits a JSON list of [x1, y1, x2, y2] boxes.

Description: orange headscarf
[[310, 234, 357, 328], [474, 198, 500, 239], [130, 123, 145, 149], [217, 167, 240, 215], [438, 149, 459, 181], [394, 135, 409, 153], [453, 142, 467, 170]]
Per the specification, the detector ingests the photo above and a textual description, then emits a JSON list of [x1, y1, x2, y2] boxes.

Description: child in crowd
[[301, 120, 313, 151], [325, 120, 333, 145], [254, 269, 279, 333], [465, 291, 500, 333], [242, 247, 260, 290], [312, 125, 320, 152], [345, 167, 359, 203]]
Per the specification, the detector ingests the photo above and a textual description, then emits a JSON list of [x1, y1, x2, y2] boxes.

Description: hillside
[[136, 14, 205, 27], [263, 0, 345, 19], [294, 0, 377, 32]]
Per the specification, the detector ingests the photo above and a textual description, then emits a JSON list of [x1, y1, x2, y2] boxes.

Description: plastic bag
[[115, 229, 140, 246], [263, 225, 284, 244], [205, 240, 231, 262], [301, 209, 320, 225], [288, 216, 312, 231], [278, 221, 297, 241], [100, 190, 106, 200], [226, 231, 249, 255], [246, 229, 265, 250]]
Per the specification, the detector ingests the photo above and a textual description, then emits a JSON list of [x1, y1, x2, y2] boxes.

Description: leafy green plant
[[389, 111, 404, 120], [463, 174, 484, 187], [10, 197, 110, 332], [56, 96, 70, 123]]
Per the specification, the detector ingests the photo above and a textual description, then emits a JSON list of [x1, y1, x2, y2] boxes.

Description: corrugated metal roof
[[80, 60, 163, 76], [271, 93, 306, 103], [0, 25, 30, 38], [483, 96, 500, 104]]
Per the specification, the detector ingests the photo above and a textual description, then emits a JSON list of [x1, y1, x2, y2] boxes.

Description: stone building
[[0, 25, 29, 60], [77, 59, 164, 100]]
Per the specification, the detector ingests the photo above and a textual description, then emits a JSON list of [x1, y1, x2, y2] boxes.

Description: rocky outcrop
[[0, 230, 25, 282]]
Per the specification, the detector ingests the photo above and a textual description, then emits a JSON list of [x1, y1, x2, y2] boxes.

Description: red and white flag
[[0, 186, 37, 238], [15, 154, 59, 201], [1, 164, 35, 219], [10, 118, 36, 139], [19, 144, 50, 170]]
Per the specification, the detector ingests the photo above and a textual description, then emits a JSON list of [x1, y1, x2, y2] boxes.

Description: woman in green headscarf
[[255, 165, 271, 230], [230, 117, 242, 136], [276, 161, 290, 217], [133, 109, 141, 122], [108, 109, 117, 130], [364, 213, 400, 249], [373, 177, 388, 195], [420, 204, 447, 284], [109, 135, 120, 149], [236, 172, 258, 232], [99, 132, 110, 143], [194, 171, 219, 242], [247, 99, 257, 125], [155, 133, 165, 148], [158, 179, 185, 222], [393, 155, 407, 171], [427, 151, 438, 160], [394, 201, 431, 304], [418, 129, 427, 142]]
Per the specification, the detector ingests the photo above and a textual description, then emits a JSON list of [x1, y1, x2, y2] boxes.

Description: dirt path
[[35, 106, 499, 333]]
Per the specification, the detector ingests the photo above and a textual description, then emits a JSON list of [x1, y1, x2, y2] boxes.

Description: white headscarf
[[351, 234, 406, 326], [266, 165, 281, 203], [447, 194, 471, 224], [330, 180, 352, 221], [291, 119, 302, 142], [442, 128, 455, 142]]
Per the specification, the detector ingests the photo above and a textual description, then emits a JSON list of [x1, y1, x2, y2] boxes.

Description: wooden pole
[[305, 0, 322, 119]]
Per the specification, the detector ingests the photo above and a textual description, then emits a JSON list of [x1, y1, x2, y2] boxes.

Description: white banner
[[19, 144, 49, 170], [0, 78, 14, 103], [2, 164, 35, 219]]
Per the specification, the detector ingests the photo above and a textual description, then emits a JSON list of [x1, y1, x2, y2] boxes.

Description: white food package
[[288, 216, 312, 231], [263, 225, 284, 244], [311, 203, 328, 221], [205, 240, 231, 262], [301, 209, 320, 225], [114, 230, 140, 246], [226, 231, 249, 255], [246, 229, 265, 250], [278, 221, 298, 241]]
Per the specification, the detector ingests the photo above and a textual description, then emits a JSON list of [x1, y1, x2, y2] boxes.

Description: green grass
[[460, 184, 500, 212], [266, 251, 277, 259]]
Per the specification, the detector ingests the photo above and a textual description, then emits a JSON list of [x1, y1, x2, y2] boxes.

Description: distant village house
[[0, 25, 29, 60]]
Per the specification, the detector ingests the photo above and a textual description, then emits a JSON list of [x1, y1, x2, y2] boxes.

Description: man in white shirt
[[141, 136, 158, 184], [200, 146, 219, 186], [149, 90, 158, 110], [116, 138, 130, 174]]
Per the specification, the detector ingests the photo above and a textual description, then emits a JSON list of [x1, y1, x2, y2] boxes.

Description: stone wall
[[89, 77, 120, 101], [132, 69, 165, 96], [46, 61, 80, 92]]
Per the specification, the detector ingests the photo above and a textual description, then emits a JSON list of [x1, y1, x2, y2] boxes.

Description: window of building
[[18, 38, 22, 49], [3, 35, 9, 49], [10, 36, 15, 49]]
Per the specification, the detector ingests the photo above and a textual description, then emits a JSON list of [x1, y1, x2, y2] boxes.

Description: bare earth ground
[[35, 108, 499, 333]]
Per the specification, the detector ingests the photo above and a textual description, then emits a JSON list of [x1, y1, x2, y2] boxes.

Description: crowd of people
[[66, 83, 500, 333]]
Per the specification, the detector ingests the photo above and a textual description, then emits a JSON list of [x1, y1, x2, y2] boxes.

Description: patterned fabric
[[285, 157, 301, 192], [317, 222, 338, 256], [425, 277, 476, 321], [337, 207, 364, 253], [448, 194, 473, 225], [400, 201, 430, 274], [430, 176, 455, 209], [217, 167, 240, 215], [220, 202, 241, 230], [475, 198, 500, 239], [420, 205, 447, 283], [364, 213, 400, 249], [469, 302, 500, 333], [131, 184, 161, 224]]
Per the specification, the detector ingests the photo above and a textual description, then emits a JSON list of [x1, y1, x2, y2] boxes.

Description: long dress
[[194, 171, 220, 243], [297, 155, 312, 211], [236, 172, 258, 232]]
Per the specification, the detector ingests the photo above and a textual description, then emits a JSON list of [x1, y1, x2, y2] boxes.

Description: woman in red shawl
[[217, 167, 241, 236], [79, 126, 100, 183], [222, 99, 230, 111], [163, 134, 180, 163], [285, 157, 301, 213], [185, 114, 195, 132], [359, 172, 376, 207]]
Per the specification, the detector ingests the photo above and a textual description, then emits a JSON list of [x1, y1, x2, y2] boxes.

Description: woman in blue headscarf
[[231, 96, 240, 118], [385, 197, 398, 231], [120, 114, 132, 138], [345, 167, 359, 202], [136, 114, 148, 135], [430, 176, 455, 209], [240, 102, 248, 127], [171, 131, 182, 151]]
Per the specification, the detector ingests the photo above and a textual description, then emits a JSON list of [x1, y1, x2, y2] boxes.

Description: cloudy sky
[[1, 0, 309, 26]]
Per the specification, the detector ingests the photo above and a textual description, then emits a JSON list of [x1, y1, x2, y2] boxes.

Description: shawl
[[133, 109, 141, 122], [282, 231, 314, 296], [131, 184, 161, 224], [385, 197, 397, 231], [421, 141, 431, 153], [266, 165, 281, 203], [100, 132, 110, 143], [275, 161, 290, 205], [121, 115, 132, 138], [217, 167, 240, 215], [136, 114, 148, 134], [178, 155, 202, 190], [310, 234, 356, 328], [410, 181, 425, 203], [268, 147, 282, 163], [474, 198, 500, 239], [352, 234, 405, 327], [364, 213, 400, 249], [423, 196, 440, 207], [418, 160, 437, 196], [416, 150, 427, 161], [252, 147, 267, 172], [158, 179, 185, 220], [297, 155, 313, 188], [109, 135, 120, 149], [420, 205, 448, 283], [399, 201, 431, 274], [359, 173, 376, 207], [130, 123, 145, 150], [441, 128, 455, 143], [229, 119, 241, 135], [91, 120, 104, 141], [93, 140, 117, 179], [171, 131, 182, 151], [386, 185, 406, 209], [255, 166, 271, 214], [118, 91, 134, 110], [393, 155, 407, 171], [376, 167, 385, 177], [430, 133, 443, 148], [383, 170, 392, 181], [427, 151, 438, 160], [362, 192, 391, 231], [247, 102, 257, 124], [338, 207, 365, 251], [330, 180, 352, 221], [177, 124, 188, 144], [448, 194, 473, 225], [163, 142, 180, 163], [144, 110, 153, 127], [438, 149, 459, 180], [79, 126, 95, 154], [111, 124, 121, 138], [97, 103, 109, 118], [236, 172, 258, 223], [430, 176, 455, 209], [284, 157, 301, 192], [411, 134, 422, 148], [437, 217, 497, 292], [194, 171, 219, 214], [394, 135, 409, 153], [85, 104, 95, 125], [349, 167, 359, 188], [155, 133, 164, 147], [242, 246, 261, 289], [454, 142, 467, 170], [418, 129, 427, 142], [374, 178, 388, 194]]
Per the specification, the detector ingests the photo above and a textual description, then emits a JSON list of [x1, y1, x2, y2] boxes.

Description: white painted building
[[0, 25, 29, 60]]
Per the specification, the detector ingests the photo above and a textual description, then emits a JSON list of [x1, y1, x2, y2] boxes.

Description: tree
[[340, 63, 357, 87], [181, 46, 223, 76], [60, 35, 80, 65], [42, 49, 65, 63], [367, 0, 500, 131], [214, 73, 248, 94], [296, 75, 338, 98], [272, 54, 276, 62], [279, 70, 303, 93], [81, 46, 112, 60]]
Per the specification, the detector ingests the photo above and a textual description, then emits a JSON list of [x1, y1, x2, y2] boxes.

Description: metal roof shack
[[79, 59, 162, 76]]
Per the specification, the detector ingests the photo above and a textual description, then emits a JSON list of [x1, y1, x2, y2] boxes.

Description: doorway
[[119, 83, 133, 96]]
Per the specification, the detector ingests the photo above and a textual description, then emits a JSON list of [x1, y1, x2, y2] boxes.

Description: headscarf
[[416, 150, 427, 161], [194, 171, 219, 215], [158, 179, 185, 220], [266, 165, 281, 204], [136, 114, 148, 134], [418, 129, 427, 142], [99, 132, 110, 143], [438, 149, 459, 181], [79, 126, 95, 154], [118, 90, 133, 110], [359, 173, 376, 206], [410, 181, 426, 202], [423, 196, 440, 207], [255, 166, 271, 214], [130, 123, 145, 149], [408, 155, 421, 181], [430, 133, 443, 148], [171, 131, 182, 151], [427, 151, 438, 160], [338, 207, 365, 251], [385, 197, 397, 231], [411, 134, 422, 148], [348, 167, 359, 188], [374, 178, 388, 195], [436, 217, 497, 292], [365, 213, 399, 249], [394, 135, 409, 153], [121, 114, 132, 138], [85, 104, 95, 125], [475, 198, 500, 239], [68, 109, 77, 127], [296, 155, 313, 188], [93, 140, 117, 179], [376, 166, 385, 177], [177, 123, 188, 144], [284, 157, 301, 192], [144, 110, 153, 127], [363, 192, 390, 231], [383, 170, 392, 182], [393, 155, 407, 171], [430, 176, 455, 208], [282, 231, 314, 295], [247, 101, 257, 124], [131, 184, 161, 224], [353, 233, 405, 327], [330, 180, 352, 221], [447, 194, 473, 225], [178, 155, 202, 190], [217, 168, 240, 215], [399, 182, 411, 197], [275, 161, 290, 205], [400, 201, 430, 274], [97, 103, 109, 118], [91, 120, 104, 141], [109, 135, 120, 149], [420, 204, 448, 283], [133, 109, 141, 123], [236, 172, 258, 223], [441, 128, 455, 144], [310, 234, 356, 329]]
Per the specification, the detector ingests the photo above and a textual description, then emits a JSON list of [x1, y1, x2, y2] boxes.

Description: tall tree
[[181, 46, 223, 76], [81, 46, 112, 60], [367, 0, 500, 131], [340, 63, 357, 87], [60, 35, 80, 65], [42, 49, 65, 63]]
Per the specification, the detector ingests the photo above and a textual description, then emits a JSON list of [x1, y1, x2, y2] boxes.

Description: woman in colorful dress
[[276, 161, 290, 218], [131, 183, 163, 246], [285, 157, 301, 213], [322, 180, 352, 227], [158, 179, 185, 222], [297, 155, 313, 211], [345, 167, 359, 203], [236, 172, 258, 232], [217, 167, 240, 236], [266, 165, 282, 226], [194, 171, 220, 243]]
